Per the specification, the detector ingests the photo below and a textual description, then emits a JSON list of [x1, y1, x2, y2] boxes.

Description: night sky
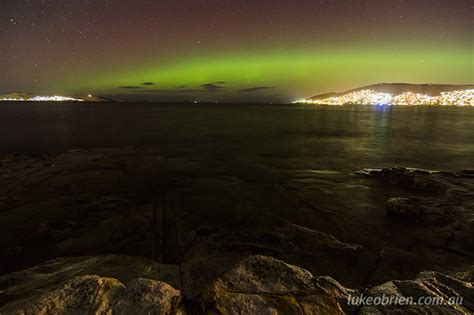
[[1, 0, 472, 102]]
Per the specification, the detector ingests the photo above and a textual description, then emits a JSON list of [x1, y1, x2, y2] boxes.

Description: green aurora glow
[[3, 1, 472, 101], [55, 42, 472, 101]]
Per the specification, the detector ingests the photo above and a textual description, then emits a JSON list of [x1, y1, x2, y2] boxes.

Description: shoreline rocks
[[357, 166, 474, 256], [360, 270, 474, 314], [1, 255, 472, 314], [1, 151, 473, 313]]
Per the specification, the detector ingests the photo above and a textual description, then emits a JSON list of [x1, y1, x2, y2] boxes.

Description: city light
[[0, 95, 84, 102], [393, 92, 437, 106], [294, 89, 474, 106]]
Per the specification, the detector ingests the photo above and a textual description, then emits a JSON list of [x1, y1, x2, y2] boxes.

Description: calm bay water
[[0, 102, 473, 171]]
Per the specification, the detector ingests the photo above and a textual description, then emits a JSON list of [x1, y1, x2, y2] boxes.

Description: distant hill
[[310, 83, 474, 100]]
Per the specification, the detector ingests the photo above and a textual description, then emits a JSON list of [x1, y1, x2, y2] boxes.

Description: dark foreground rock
[[1, 151, 472, 285], [1, 151, 474, 313], [180, 224, 374, 298], [1, 255, 472, 314], [386, 197, 455, 224], [356, 167, 474, 284]]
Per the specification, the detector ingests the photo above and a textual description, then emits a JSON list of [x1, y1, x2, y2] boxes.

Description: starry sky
[[0, 0, 472, 102]]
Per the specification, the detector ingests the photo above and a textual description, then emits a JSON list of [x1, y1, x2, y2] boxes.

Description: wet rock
[[386, 197, 455, 224], [356, 167, 449, 194], [360, 271, 474, 314], [357, 167, 474, 271], [412, 177, 447, 194], [356, 167, 474, 199], [354, 168, 383, 176], [200, 255, 354, 314]]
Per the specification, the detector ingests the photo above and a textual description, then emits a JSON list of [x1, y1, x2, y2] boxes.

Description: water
[[1, 102, 473, 171]]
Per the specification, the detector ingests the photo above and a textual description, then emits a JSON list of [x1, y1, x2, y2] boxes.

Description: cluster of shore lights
[[0, 95, 84, 102], [294, 89, 474, 106]]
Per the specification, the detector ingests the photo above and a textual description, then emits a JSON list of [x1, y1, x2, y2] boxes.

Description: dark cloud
[[119, 86, 144, 90], [239, 86, 276, 92], [201, 83, 224, 91], [214, 81, 227, 84], [142, 82, 155, 86], [142, 89, 202, 93], [138, 82, 230, 94]]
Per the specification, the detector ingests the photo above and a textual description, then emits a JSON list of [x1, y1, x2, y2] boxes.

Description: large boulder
[[181, 224, 374, 298], [1, 275, 123, 314], [199, 255, 356, 314], [0, 255, 181, 307], [1, 275, 186, 315], [109, 278, 185, 314]]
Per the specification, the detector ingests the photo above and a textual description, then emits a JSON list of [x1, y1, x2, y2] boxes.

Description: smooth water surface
[[0, 102, 473, 171]]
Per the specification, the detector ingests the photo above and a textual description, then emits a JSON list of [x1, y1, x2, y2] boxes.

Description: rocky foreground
[[0, 149, 473, 314], [1, 255, 472, 314]]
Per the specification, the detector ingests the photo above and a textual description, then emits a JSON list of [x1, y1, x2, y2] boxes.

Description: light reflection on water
[[0, 102, 472, 171]]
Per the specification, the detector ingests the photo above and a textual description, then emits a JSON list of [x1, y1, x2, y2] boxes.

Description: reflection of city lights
[[294, 89, 474, 106], [0, 95, 84, 102]]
